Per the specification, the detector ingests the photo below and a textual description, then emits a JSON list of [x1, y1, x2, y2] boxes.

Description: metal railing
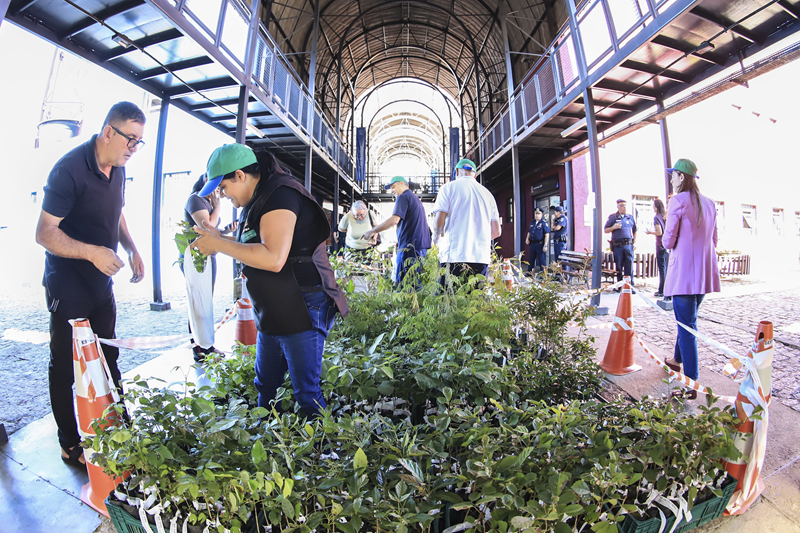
[[469, 0, 677, 167], [361, 174, 447, 196], [175, 0, 353, 178]]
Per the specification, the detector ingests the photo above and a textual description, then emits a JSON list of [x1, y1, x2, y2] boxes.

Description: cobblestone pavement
[[0, 283, 235, 438], [594, 285, 800, 412]]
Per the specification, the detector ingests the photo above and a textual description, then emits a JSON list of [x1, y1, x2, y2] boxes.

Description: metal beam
[[101, 28, 183, 61], [165, 77, 238, 97], [778, 0, 800, 19], [0, 0, 9, 29], [210, 111, 280, 123], [690, 6, 762, 45], [650, 35, 725, 66], [60, 0, 145, 40], [137, 56, 214, 80], [593, 79, 659, 100], [620, 60, 692, 84], [189, 96, 256, 111], [150, 98, 171, 311], [657, 98, 672, 200]]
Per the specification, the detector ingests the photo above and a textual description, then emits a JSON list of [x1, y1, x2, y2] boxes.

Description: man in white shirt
[[432, 158, 501, 279], [337, 200, 376, 261]]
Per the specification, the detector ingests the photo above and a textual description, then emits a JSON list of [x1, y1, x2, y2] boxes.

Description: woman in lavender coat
[[662, 159, 720, 398]]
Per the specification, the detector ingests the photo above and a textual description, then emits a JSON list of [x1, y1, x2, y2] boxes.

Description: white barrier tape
[[633, 330, 737, 403], [99, 300, 241, 350], [613, 316, 633, 331]]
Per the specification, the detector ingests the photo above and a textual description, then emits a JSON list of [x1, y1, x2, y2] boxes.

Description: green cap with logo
[[667, 158, 699, 179], [455, 158, 476, 171], [384, 176, 408, 190], [200, 143, 258, 196]]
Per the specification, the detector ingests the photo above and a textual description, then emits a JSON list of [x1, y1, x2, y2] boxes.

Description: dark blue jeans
[[672, 294, 705, 380], [553, 240, 566, 263], [529, 243, 547, 271], [395, 248, 428, 289], [254, 291, 336, 418], [612, 244, 634, 285], [656, 245, 667, 293]]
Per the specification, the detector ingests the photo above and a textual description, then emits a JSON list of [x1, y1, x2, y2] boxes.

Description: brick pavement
[[595, 287, 800, 412]]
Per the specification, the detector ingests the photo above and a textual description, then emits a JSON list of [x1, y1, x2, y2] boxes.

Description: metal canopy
[[474, 0, 800, 189]]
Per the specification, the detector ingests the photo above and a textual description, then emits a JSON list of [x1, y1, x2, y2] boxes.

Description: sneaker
[[654, 291, 663, 297], [192, 345, 222, 363]]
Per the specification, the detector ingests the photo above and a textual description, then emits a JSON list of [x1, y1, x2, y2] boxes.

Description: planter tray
[[105, 496, 261, 533], [618, 474, 737, 533]]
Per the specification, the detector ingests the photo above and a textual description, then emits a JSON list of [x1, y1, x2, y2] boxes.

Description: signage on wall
[[531, 175, 559, 194]]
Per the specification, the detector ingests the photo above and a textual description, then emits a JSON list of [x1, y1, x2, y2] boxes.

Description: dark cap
[[554, 206, 563, 212], [616, 198, 627, 204], [534, 208, 543, 214]]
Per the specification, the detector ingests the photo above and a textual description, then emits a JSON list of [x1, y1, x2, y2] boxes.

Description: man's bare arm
[[36, 210, 124, 276]]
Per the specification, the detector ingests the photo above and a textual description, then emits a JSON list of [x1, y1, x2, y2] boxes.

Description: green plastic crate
[[618, 474, 737, 533], [106, 496, 263, 533]]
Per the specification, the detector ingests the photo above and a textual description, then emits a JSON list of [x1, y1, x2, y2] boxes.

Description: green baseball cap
[[200, 143, 258, 196], [455, 158, 476, 171], [667, 158, 699, 178], [384, 176, 408, 190]]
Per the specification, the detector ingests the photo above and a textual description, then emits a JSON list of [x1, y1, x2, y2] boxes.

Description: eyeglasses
[[110, 125, 145, 150], [354, 212, 367, 220]]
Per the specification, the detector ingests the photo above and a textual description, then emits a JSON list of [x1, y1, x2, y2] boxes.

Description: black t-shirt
[[256, 185, 322, 286], [184, 193, 212, 225], [41, 135, 126, 301]]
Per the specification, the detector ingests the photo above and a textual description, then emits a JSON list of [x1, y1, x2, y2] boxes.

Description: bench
[[556, 251, 593, 288]]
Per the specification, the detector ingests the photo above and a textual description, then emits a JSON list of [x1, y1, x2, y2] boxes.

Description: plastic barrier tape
[[98, 300, 242, 350]]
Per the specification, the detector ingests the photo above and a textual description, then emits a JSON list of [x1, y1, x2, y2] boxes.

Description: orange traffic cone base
[[599, 361, 641, 375], [81, 480, 110, 517]]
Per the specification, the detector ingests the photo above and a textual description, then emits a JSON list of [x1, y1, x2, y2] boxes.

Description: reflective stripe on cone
[[599, 277, 641, 375], [72, 318, 123, 517], [724, 321, 773, 516]]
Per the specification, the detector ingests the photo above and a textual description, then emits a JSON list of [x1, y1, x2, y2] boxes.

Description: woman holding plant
[[191, 144, 348, 417], [662, 159, 720, 399], [181, 174, 238, 362]]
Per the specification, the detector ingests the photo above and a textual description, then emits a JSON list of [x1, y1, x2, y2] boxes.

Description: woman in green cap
[[191, 144, 348, 418]]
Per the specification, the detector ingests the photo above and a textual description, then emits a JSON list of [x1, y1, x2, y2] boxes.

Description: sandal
[[671, 389, 697, 400], [61, 445, 86, 467]]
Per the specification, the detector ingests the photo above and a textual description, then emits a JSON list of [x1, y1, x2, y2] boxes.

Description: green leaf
[[563, 504, 584, 516], [111, 430, 131, 443], [252, 440, 267, 464], [379, 365, 394, 379], [496, 455, 518, 472], [377, 382, 395, 396], [354, 447, 368, 470]]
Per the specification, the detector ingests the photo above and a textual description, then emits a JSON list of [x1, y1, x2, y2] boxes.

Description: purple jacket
[[663, 191, 721, 297]]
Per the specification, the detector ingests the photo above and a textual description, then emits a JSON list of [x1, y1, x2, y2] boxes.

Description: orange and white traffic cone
[[599, 277, 641, 375], [72, 318, 123, 517], [724, 321, 773, 515], [235, 298, 258, 346], [502, 260, 513, 291]]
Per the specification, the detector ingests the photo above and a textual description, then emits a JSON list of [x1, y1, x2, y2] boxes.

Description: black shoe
[[664, 296, 672, 302], [654, 291, 663, 297]]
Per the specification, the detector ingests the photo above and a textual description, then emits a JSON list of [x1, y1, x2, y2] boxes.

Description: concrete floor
[[2, 292, 800, 533]]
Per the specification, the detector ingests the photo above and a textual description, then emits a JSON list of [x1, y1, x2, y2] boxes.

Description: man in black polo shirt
[[35, 102, 146, 467]]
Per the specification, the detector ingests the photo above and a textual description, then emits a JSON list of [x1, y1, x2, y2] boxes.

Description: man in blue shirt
[[604, 198, 637, 288], [525, 208, 550, 272], [551, 206, 569, 262], [362, 176, 431, 288]]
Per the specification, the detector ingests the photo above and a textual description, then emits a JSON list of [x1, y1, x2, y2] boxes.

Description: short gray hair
[[351, 201, 367, 212]]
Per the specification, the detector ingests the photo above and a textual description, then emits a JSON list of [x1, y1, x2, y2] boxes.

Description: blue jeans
[[395, 248, 428, 288], [553, 240, 566, 263], [612, 244, 634, 285], [656, 246, 667, 293], [672, 294, 705, 380], [254, 291, 336, 418]]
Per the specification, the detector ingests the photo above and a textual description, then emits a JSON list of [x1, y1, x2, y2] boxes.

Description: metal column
[[0, 0, 11, 28], [502, 12, 522, 256], [566, 0, 605, 309], [305, 0, 320, 191], [564, 154, 574, 251], [657, 99, 673, 199], [150, 98, 171, 311]]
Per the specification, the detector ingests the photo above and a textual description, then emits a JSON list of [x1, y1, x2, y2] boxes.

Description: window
[[714, 201, 725, 234], [507, 197, 514, 223], [742, 205, 757, 236], [773, 208, 785, 236]]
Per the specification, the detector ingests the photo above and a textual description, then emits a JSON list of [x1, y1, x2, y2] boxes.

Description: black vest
[[237, 172, 349, 335]]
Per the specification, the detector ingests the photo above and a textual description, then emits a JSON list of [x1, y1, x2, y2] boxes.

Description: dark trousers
[[46, 290, 121, 450], [672, 294, 705, 380], [395, 248, 427, 289], [612, 244, 634, 286], [656, 246, 667, 293], [528, 242, 547, 271], [553, 240, 566, 264], [440, 262, 489, 287]]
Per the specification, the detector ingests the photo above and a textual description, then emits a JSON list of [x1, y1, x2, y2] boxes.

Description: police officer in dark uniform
[[604, 198, 637, 288], [525, 208, 550, 272], [551, 206, 568, 262]]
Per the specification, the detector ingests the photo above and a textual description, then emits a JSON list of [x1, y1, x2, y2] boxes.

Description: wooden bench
[[556, 251, 593, 288]]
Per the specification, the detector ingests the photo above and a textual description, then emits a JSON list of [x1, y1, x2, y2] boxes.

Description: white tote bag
[[184, 260, 215, 349]]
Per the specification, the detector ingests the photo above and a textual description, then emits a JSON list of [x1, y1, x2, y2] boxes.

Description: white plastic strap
[[139, 505, 155, 533]]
